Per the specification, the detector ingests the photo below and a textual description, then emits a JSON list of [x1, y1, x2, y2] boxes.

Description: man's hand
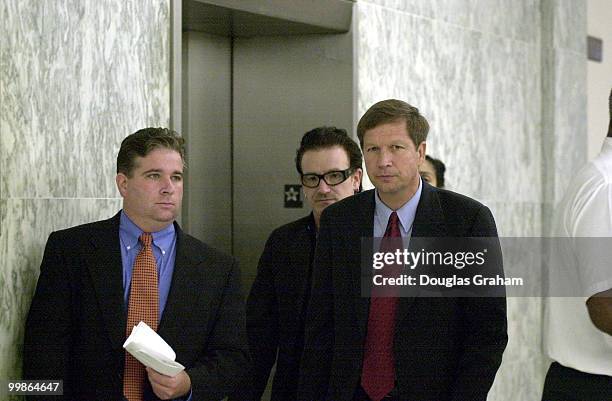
[[146, 367, 191, 400]]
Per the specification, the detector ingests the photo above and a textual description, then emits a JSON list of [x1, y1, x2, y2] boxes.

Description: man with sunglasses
[[235, 127, 362, 400]]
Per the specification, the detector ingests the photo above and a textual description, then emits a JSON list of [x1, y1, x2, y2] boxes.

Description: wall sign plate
[[588, 36, 603, 62], [284, 185, 303, 208]]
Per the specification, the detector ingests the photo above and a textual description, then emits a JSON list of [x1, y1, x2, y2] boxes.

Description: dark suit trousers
[[542, 362, 612, 401]]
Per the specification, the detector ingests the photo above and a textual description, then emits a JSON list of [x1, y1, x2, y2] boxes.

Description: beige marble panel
[[489, 297, 547, 400], [489, 354, 547, 401], [553, 0, 587, 53], [550, 50, 588, 203], [504, 297, 544, 360], [356, 2, 542, 207], [360, 0, 540, 43], [436, 28, 541, 204], [0, 0, 170, 199], [0, 198, 121, 383], [487, 202, 542, 238]]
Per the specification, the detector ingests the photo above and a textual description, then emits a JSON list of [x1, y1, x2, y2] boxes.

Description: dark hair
[[356, 99, 429, 148], [117, 127, 185, 176], [295, 126, 363, 175], [425, 155, 446, 188]]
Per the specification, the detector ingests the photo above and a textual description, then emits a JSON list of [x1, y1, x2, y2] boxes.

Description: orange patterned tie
[[123, 233, 159, 401]]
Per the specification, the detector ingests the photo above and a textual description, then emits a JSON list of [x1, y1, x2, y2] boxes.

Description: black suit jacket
[[23, 212, 248, 401], [298, 184, 508, 401], [233, 214, 316, 401]]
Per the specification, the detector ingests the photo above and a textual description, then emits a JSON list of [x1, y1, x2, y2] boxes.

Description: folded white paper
[[123, 321, 185, 376]]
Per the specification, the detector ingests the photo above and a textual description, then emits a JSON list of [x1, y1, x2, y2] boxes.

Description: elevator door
[[232, 33, 354, 289], [182, 31, 353, 288], [182, 31, 232, 254], [181, 15, 353, 401]]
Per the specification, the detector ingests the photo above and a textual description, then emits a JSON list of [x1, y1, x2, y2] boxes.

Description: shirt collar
[[119, 211, 176, 252], [374, 177, 423, 233]]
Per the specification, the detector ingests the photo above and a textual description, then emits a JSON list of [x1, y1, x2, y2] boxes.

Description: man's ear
[[352, 168, 363, 192], [116, 173, 128, 197], [417, 142, 426, 165]]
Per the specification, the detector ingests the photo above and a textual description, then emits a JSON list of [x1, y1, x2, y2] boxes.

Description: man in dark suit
[[23, 128, 248, 401], [298, 100, 507, 401], [238, 127, 362, 400]]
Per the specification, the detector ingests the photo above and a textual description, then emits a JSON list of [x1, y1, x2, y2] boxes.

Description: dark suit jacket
[[298, 184, 508, 401], [23, 212, 248, 401], [232, 214, 316, 401]]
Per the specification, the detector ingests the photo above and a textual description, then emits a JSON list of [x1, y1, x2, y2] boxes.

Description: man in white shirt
[[543, 89, 612, 400]]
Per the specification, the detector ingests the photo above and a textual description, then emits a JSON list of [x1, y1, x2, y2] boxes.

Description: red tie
[[361, 212, 401, 401], [123, 233, 159, 401]]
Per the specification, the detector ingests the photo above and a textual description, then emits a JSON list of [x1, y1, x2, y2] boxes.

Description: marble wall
[[0, 1, 587, 400], [0, 0, 170, 391], [355, 0, 586, 399]]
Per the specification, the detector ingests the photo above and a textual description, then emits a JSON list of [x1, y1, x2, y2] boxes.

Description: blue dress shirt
[[373, 177, 423, 240], [119, 211, 177, 318]]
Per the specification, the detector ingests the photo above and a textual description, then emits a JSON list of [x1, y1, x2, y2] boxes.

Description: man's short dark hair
[[356, 99, 429, 148], [425, 155, 446, 188], [117, 127, 185, 176], [295, 126, 363, 175]]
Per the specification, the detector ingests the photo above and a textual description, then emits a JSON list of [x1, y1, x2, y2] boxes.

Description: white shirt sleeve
[[569, 171, 612, 296]]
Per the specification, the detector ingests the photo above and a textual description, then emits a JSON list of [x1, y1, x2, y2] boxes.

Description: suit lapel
[[86, 218, 208, 351], [353, 191, 376, 338], [86, 213, 127, 351], [295, 215, 317, 323], [397, 182, 447, 323], [157, 225, 204, 342], [411, 182, 446, 238]]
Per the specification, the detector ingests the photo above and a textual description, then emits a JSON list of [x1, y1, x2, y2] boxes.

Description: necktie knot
[[139, 232, 152, 247]]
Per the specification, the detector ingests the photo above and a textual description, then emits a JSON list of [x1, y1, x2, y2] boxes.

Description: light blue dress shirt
[[119, 210, 177, 318], [373, 177, 423, 240]]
